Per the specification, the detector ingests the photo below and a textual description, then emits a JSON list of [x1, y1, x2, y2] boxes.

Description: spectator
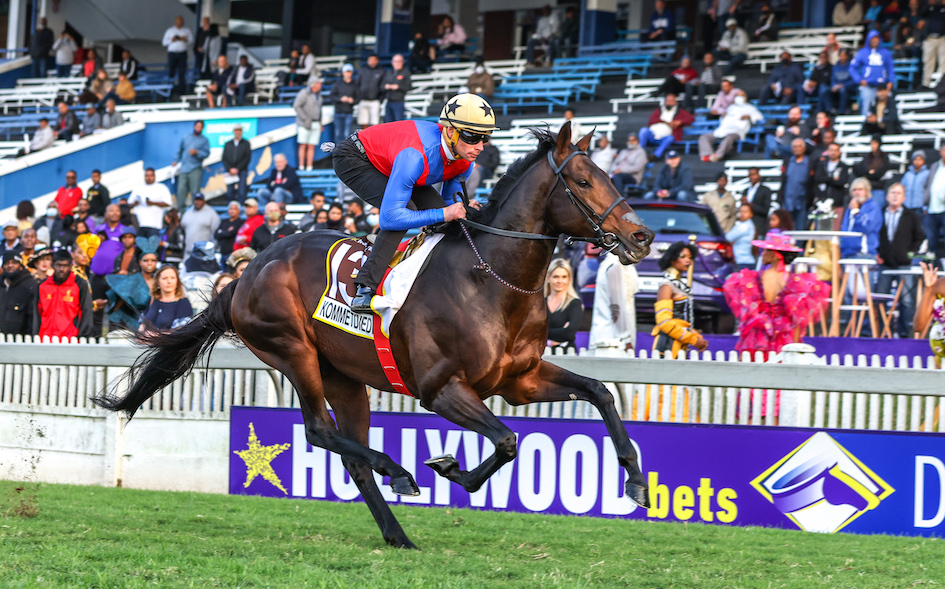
[[768, 209, 795, 235], [850, 30, 895, 115], [33, 202, 63, 239], [684, 52, 723, 112], [226, 247, 256, 278], [560, 6, 581, 58], [85, 170, 110, 220], [758, 51, 805, 105], [180, 193, 220, 258], [561, 107, 584, 139], [228, 55, 256, 106], [588, 251, 639, 351], [118, 202, 139, 232], [921, 0, 945, 87], [54, 101, 79, 141], [88, 204, 130, 311], [717, 19, 749, 75], [119, 49, 139, 81], [235, 198, 263, 249], [222, 125, 253, 201], [780, 138, 812, 230], [609, 133, 648, 195], [590, 135, 617, 173], [743, 167, 774, 235], [924, 145, 945, 260], [293, 78, 322, 173], [813, 143, 851, 209], [280, 49, 303, 86], [214, 201, 244, 265], [330, 64, 359, 145], [903, 150, 930, 214], [409, 33, 434, 74], [382, 54, 412, 122], [658, 57, 698, 96], [81, 49, 103, 79], [82, 68, 112, 106], [466, 57, 494, 98], [250, 202, 298, 251], [357, 54, 386, 129], [809, 128, 837, 165], [140, 266, 193, 332], [18, 228, 37, 265], [16, 201, 36, 234], [163, 15, 193, 93], [840, 177, 882, 259], [437, 15, 467, 55], [158, 209, 185, 266], [29, 17, 54, 78], [28, 247, 54, 290], [639, 93, 694, 161], [257, 154, 303, 204], [324, 202, 346, 231], [824, 32, 845, 65], [764, 106, 810, 159], [2, 220, 21, 254], [647, 0, 676, 42], [211, 273, 235, 299], [751, 3, 779, 42], [876, 182, 925, 337], [726, 203, 757, 269], [699, 90, 764, 163], [54, 170, 83, 218], [298, 192, 326, 232], [52, 31, 77, 78], [80, 104, 101, 136], [72, 199, 96, 233], [863, 0, 884, 30], [467, 142, 500, 192], [524, 6, 560, 66], [113, 227, 142, 275], [863, 86, 901, 134], [833, 0, 864, 26], [101, 73, 135, 106], [645, 150, 695, 202], [703, 172, 737, 232], [826, 49, 856, 114], [128, 168, 173, 238], [197, 20, 222, 79], [714, 0, 741, 37], [544, 259, 582, 349], [804, 52, 834, 113], [26, 118, 55, 154], [36, 250, 93, 339], [101, 99, 124, 130], [895, 19, 923, 60], [206, 55, 234, 108], [854, 136, 891, 204], [347, 199, 372, 235], [298, 44, 318, 83], [173, 121, 210, 212], [709, 79, 738, 117], [0, 251, 38, 335]]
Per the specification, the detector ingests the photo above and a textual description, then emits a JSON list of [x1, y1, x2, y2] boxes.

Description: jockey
[[332, 92, 498, 313]]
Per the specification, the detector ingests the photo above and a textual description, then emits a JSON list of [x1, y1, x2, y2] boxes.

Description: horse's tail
[[91, 280, 237, 419]]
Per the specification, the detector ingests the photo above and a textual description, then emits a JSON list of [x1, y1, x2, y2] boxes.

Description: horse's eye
[[577, 179, 590, 188]]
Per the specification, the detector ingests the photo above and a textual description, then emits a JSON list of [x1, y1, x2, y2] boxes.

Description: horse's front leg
[[423, 377, 517, 493], [511, 359, 649, 508]]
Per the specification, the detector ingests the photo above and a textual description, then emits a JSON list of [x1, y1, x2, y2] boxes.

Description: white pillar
[[779, 343, 818, 427], [7, 0, 28, 51]]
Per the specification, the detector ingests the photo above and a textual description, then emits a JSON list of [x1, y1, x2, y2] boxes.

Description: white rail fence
[[0, 336, 943, 432]]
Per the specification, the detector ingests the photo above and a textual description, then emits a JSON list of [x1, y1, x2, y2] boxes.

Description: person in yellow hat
[[332, 92, 498, 313]]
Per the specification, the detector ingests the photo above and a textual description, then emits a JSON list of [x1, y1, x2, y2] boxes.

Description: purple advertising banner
[[230, 407, 945, 537]]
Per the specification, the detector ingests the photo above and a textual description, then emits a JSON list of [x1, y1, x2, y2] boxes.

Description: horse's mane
[[467, 128, 557, 227]]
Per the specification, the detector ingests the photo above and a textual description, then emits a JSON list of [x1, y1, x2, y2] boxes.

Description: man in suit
[[742, 167, 773, 235], [812, 142, 851, 208], [875, 183, 925, 337], [222, 125, 252, 201]]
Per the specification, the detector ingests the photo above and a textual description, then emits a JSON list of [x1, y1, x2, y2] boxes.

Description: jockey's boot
[[351, 285, 375, 314]]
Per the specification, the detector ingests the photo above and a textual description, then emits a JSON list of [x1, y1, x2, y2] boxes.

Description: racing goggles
[[456, 129, 490, 145]]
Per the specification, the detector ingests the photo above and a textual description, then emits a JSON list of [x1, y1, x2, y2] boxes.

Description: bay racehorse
[[93, 122, 655, 549]]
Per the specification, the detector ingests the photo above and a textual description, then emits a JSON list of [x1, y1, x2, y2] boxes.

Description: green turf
[[0, 480, 942, 588]]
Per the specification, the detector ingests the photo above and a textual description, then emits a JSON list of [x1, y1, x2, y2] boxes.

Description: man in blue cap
[[644, 150, 695, 202]]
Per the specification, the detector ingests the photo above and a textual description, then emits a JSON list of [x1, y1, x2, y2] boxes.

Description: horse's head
[[545, 121, 654, 265]]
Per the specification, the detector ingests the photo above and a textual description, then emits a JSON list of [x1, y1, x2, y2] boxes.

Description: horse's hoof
[[424, 455, 459, 477], [387, 537, 420, 550], [390, 474, 420, 496], [626, 482, 650, 508]]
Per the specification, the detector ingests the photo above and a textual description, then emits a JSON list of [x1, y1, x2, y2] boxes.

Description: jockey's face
[[448, 128, 485, 162]]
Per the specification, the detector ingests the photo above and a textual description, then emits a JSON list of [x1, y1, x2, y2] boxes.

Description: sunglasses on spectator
[[456, 129, 490, 145]]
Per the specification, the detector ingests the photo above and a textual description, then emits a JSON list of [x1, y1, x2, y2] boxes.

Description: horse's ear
[[575, 130, 594, 153], [556, 121, 572, 153]]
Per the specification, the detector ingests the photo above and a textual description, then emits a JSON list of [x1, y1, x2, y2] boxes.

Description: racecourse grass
[[0, 481, 942, 589]]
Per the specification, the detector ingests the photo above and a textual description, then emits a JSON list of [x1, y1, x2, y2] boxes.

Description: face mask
[[367, 214, 379, 226], [474, 66, 484, 74], [734, 95, 746, 106], [46, 208, 58, 218], [266, 212, 281, 222], [781, 59, 791, 66]]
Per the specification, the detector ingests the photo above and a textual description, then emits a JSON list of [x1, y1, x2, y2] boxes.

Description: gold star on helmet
[[234, 422, 291, 494], [446, 100, 461, 115], [480, 104, 493, 118]]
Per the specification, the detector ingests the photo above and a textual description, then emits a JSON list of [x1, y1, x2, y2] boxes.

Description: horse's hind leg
[[424, 378, 517, 493], [322, 365, 418, 549]]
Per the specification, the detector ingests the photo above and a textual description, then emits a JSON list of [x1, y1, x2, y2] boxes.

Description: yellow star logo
[[233, 422, 291, 495]]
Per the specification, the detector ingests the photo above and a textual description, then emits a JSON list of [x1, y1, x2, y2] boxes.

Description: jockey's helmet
[[439, 93, 498, 150]]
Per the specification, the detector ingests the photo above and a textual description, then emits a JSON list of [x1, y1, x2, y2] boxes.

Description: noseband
[[546, 150, 625, 251]]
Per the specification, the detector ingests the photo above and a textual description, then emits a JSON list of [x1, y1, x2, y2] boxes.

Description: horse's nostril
[[633, 232, 649, 243]]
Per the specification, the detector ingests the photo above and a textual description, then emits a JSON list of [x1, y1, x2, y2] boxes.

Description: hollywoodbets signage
[[230, 407, 945, 537]]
